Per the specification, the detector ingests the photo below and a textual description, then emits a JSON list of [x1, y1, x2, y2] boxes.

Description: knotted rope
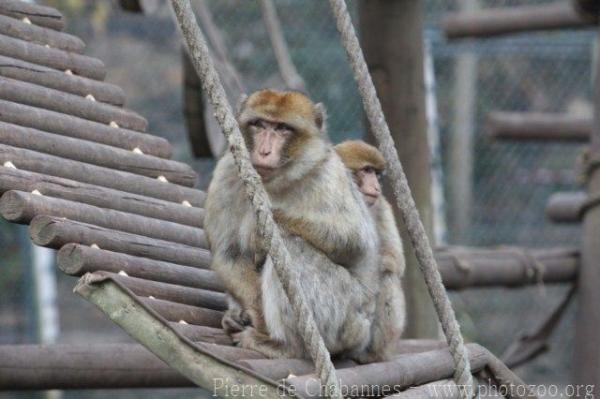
[[328, 1, 474, 397], [170, 1, 343, 398]]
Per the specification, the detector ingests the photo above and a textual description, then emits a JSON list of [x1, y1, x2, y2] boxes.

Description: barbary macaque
[[204, 89, 380, 358], [335, 140, 406, 361]]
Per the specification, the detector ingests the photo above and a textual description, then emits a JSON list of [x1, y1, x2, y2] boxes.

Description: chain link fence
[[0, 1, 591, 396]]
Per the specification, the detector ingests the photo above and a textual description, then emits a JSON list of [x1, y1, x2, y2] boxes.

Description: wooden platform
[[0, 1, 539, 398]]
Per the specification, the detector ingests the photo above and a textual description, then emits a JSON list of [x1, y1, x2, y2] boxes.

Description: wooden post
[[449, 0, 478, 243], [359, 0, 438, 338], [574, 30, 600, 395]]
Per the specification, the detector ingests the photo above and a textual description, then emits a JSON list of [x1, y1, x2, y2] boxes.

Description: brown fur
[[205, 90, 380, 359], [335, 140, 406, 362], [335, 140, 386, 173]]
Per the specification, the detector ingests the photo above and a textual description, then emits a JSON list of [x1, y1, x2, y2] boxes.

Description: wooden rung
[[0, 145, 203, 206], [0, 56, 125, 106], [99, 271, 226, 310], [0, 99, 169, 157], [0, 121, 197, 186], [0, 14, 84, 53], [0, 77, 147, 131], [30, 216, 211, 268], [0, 1, 65, 31], [0, 190, 207, 248], [0, 33, 104, 79], [0, 168, 203, 228], [58, 244, 221, 291], [139, 296, 223, 328]]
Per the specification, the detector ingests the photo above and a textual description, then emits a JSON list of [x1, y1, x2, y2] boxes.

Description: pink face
[[356, 166, 381, 206], [248, 119, 294, 179]]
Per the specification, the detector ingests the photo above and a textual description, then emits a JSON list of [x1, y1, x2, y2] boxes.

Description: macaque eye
[[277, 123, 294, 133], [249, 119, 264, 128]]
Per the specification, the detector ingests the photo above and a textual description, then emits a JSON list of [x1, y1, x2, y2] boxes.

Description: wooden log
[[0, 342, 260, 389], [0, 190, 207, 248], [0, 121, 197, 186], [0, 343, 192, 390], [169, 324, 232, 345], [0, 14, 84, 53], [97, 271, 226, 311], [0, 34, 104, 80], [0, 145, 203, 206], [139, 297, 222, 328], [487, 111, 590, 142], [30, 216, 211, 268], [0, 56, 125, 106], [57, 244, 222, 291], [436, 246, 579, 289], [0, 1, 65, 31], [0, 99, 169, 157], [546, 191, 586, 223], [0, 77, 146, 131], [240, 340, 448, 381], [286, 344, 489, 398], [0, 168, 204, 228], [443, 2, 587, 39]]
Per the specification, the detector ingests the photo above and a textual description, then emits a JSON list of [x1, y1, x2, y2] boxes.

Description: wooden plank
[[0, 99, 169, 156], [0, 33, 104, 79], [0, 121, 197, 186], [0, 1, 64, 31], [0, 167, 204, 228], [0, 190, 207, 248], [57, 244, 222, 291], [0, 145, 203, 206], [0, 77, 146, 131], [0, 56, 125, 106], [0, 14, 84, 53], [30, 216, 211, 268]]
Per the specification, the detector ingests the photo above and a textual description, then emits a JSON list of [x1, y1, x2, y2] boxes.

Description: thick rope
[[328, 1, 475, 398], [169, 1, 343, 398]]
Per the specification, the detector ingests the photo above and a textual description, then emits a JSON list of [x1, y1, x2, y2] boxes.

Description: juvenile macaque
[[204, 89, 379, 359], [335, 140, 406, 361]]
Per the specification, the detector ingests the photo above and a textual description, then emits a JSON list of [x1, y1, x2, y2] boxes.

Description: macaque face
[[356, 166, 382, 206], [247, 119, 295, 179]]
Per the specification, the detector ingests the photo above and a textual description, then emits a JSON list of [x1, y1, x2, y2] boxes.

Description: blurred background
[[1, 0, 592, 397]]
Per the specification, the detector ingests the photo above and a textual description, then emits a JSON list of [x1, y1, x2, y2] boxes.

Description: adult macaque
[[204, 90, 379, 358], [335, 140, 406, 361]]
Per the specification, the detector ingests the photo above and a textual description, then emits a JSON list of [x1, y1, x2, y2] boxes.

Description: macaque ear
[[236, 93, 249, 116], [314, 103, 327, 134]]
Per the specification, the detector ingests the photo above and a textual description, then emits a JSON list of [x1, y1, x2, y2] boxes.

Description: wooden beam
[[487, 111, 590, 142], [437, 246, 578, 289], [443, 2, 588, 40]]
